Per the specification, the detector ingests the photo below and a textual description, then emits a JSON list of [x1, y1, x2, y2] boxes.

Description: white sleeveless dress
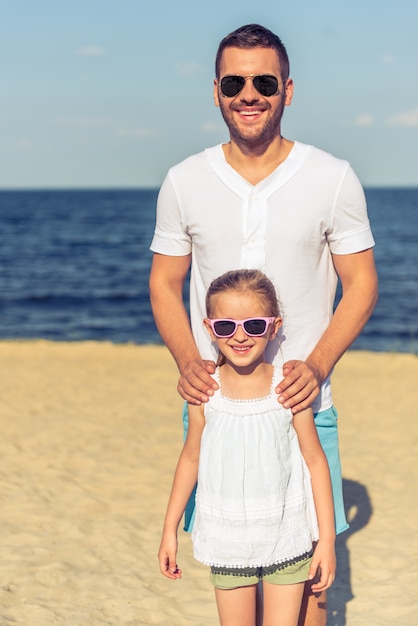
[[192, 368, 319, 569]]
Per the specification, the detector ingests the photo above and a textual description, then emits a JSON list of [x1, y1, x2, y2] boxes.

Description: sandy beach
[[0, 341, 416, 626]]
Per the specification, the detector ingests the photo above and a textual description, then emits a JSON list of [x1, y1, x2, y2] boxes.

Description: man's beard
[[218, 99, 285, 148]]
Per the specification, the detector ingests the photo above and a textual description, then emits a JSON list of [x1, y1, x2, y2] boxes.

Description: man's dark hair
[[215, 24, 290, 81]]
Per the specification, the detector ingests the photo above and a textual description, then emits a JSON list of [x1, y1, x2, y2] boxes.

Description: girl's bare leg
[[262, 581, 305, 626], [215, 584, 257, 626]]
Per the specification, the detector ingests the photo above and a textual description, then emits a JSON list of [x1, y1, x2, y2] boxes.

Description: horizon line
[[1, 184, 418, 192]]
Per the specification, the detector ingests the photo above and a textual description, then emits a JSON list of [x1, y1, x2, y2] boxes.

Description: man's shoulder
[[297, 141, 349, 169], [293, 142, 358, 189], [168, 144, 221, 176]]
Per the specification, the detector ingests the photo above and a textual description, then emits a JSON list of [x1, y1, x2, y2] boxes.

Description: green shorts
[[210, 553, 312, 590]]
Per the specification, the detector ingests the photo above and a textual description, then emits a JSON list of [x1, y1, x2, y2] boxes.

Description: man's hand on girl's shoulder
[[178, 358, 218, 404], [275, 359, 322, 414]]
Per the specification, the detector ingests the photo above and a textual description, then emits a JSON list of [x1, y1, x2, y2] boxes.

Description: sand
[[0, 341, 416, 626]]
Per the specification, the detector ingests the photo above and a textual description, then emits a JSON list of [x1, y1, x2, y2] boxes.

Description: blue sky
[[2, 0, 418, 188]]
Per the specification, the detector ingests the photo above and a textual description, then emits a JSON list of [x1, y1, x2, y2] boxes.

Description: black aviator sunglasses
[[219, 74, 284, 98]]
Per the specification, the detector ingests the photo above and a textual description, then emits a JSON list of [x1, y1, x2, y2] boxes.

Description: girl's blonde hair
[[205, 269, 281, 366]]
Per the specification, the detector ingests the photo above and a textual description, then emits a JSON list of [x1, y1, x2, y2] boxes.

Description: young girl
[[158, 269, 336, 626]]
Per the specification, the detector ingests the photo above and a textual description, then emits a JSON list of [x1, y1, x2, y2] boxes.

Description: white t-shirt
[[150, 141, 375, 412]]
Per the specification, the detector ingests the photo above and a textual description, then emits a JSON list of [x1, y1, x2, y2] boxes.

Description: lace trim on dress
[[209, 549, 313, 576], [214, 366, 277, 403]]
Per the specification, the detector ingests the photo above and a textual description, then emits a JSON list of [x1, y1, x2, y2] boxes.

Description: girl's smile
[[204, 289, 281, 373]]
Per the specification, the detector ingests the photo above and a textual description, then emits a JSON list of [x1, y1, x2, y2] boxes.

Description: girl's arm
[[158, 403, 205, 579], [293, 408, 336, 592]]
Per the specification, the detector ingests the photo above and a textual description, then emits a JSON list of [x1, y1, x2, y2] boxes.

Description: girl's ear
[[269, 317, 282, 340], [203, 318, 215, 339]]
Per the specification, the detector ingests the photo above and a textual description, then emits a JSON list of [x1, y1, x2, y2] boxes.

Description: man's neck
[[222, 136, 294, 186]]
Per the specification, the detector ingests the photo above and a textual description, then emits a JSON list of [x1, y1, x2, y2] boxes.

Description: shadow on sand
[[327, 478, 373, 625]]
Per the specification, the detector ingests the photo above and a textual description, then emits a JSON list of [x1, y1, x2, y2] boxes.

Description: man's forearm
[[307, 265, 378, 383], [149, 253, 201, 373], [150, 285, 200, 373], [149, 254, 217, 403]]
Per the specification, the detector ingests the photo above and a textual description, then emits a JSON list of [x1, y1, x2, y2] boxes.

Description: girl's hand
[[158, 532, 182, 580], [308, 540, 336, 592]]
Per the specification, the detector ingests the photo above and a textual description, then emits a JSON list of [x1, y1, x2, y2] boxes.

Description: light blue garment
[[182, 403, 196, 531], [314, 405, 349, 534], [182, 402, 349, 535]]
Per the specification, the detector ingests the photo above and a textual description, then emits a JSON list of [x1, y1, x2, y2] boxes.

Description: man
[[150, 24, 378, 626]]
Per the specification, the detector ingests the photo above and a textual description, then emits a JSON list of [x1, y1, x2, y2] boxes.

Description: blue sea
[[0, 188, 417, 353]]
